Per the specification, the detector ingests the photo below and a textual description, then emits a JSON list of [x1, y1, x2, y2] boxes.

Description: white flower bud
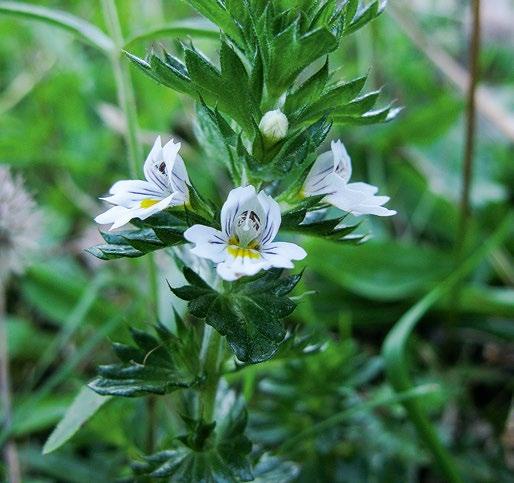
[[258, 109, 288, 144]]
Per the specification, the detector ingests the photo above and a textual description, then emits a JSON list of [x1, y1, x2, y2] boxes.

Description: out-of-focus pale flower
[[259, 109, 289, 144], [303, 140, 396, 217], [184, 185, 306, 281], [0, 166, 42, 281], [95, 136, 189, 230]]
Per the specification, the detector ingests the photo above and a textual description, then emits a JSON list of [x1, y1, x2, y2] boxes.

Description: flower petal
[[220, 185, 258, 237], [102, 180, 164, 208], [257, 190, 281, 245], [303, 150, 335, 196], [261, 241, 307, 268], [143, 136, 172, 193], [327, 183, 395, 217], [184, 225, 228, 263], [97, 194, 175, 230], [352, 204, 397, 217], [331, 139, 352, 183], [169, 153, 190, 199], [346, 181, 378, 196], [216, 252, 270, 281], [94, 205, 129, 225]]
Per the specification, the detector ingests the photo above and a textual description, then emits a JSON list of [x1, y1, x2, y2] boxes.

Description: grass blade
[[382, 213, 513, 483], [0, 1, 114, 53], [124, 19, 219, 48]]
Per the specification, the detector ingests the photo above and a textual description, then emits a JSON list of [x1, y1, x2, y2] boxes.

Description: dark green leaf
[[171, 269, 302, 363], [132, 386, 253, 481], [89, 324, 200, 397]]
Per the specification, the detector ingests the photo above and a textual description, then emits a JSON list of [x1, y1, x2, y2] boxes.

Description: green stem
[[101, 0, 159, 319], [101, 1, 160, 450], [200, 325, 223, 423]]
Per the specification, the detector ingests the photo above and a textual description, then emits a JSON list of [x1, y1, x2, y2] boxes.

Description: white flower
[[184, 186, 306, 281], [95, 136, 189, 230], [258, 109, 289, 144], [303, 140, 396, 217]]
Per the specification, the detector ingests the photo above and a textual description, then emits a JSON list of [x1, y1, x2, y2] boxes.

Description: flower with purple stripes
[[95, 136, 189, 230], [184, 186, 306, 281], [303, 139, 396, 217]]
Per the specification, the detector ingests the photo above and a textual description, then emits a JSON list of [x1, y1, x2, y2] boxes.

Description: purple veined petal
[[184, 225, 228, 263], [169, 154, 190, 197], [257, 190, 282, 245], [143, 136, 172, 193], [216, 251, 271, 281], [303, 150, 335, 196], [260, 241, 307, 269], [220, 186, 258, 238], [331, 139, 352, 183], [102, 180, 165, 208]]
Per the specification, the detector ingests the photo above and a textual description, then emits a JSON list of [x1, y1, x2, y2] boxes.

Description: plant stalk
[[0, 283, 21, 483], [456, 0, 481, 256], [199, 325, 223, 423], [101, 0, 141, 178], [102, 0, 160, 448]]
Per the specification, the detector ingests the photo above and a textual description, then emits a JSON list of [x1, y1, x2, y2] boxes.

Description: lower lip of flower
[[227, 236, 261, 259], [140, 199, 160, 208]]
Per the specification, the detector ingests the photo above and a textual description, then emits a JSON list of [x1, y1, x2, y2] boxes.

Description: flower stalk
[[199, 325, 223, 423]]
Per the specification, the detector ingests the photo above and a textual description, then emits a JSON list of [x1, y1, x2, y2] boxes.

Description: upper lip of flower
[[184, 185, 306, 281], [94, 136, 190, 230]]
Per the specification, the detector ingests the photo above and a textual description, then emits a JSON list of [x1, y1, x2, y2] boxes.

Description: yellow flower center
[[140, 199, 160, 208], [227, 236, 261, 260]]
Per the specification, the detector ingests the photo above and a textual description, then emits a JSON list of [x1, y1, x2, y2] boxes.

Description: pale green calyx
[[258, 109, 289, 144]]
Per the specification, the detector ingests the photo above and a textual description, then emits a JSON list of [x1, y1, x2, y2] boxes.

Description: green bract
[[132, 386, 253, 481], [89, 321, 201, 397], [171, 268, 301, 363]]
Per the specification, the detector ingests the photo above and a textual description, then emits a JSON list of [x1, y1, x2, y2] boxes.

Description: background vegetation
[[1, 0, 513, 481]]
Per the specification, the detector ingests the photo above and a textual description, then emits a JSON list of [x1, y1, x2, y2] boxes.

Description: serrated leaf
[[184, 0, 244, 46], [299, 75, 367, 122], [284, 58, 329, 115], [132, 385, 253, 481], [333, 105, 401, 125], [268, 23, 338, 94], [89, 324, 200, 397], [344, 0, 386, 36], [125, 52, 194, 94], [86, 244, 143, 260], [171, 269, 301, 363], [196, 113, 241, 184]]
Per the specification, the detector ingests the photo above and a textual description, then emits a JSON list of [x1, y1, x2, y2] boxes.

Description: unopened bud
[[258, 109, 288, 144]]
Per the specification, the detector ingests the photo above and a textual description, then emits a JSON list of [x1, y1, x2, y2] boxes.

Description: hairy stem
[[199, 325, 223, 423], [0, 283, 21, 483]]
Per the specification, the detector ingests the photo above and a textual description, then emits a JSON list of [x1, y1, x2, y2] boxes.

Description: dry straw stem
[[390, 1, 514, 142], [457, 0, 481, 255]]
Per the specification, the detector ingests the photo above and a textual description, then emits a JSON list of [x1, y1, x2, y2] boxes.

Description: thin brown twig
[[457, 0, 481, 256], [0, 283, 21, 483], [390, 2, 514, 142]]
